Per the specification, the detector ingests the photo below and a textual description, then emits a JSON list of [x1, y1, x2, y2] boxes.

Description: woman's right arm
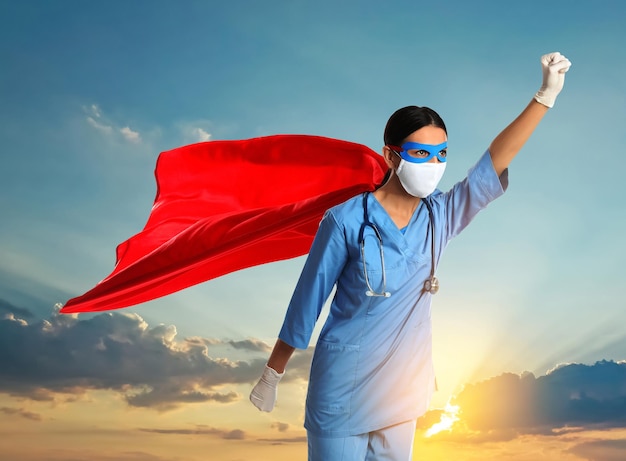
[[250, 209, 349, 411], [267, 339, 295, 374]]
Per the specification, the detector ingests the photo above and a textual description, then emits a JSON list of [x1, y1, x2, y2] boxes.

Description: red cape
[[61, 135, 387, 313]]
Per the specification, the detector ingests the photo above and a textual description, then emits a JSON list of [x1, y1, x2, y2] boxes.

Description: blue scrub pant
[[307, 420, 417, 461]]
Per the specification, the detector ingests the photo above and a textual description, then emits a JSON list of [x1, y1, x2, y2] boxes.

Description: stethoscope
[[358, 192, 439, 297]]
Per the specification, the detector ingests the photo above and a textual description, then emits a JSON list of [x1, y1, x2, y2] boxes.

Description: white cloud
[[90, 104, 102, 118], [86, 116, 113, 135], [84, 105, 213, 147], [84, 104, 142, 144], [191, 127, 211, 142], [178, 121, 213, 143], [120, 126, 141, 143]]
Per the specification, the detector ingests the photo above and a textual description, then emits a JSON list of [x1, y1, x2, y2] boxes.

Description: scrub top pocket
[[306, 340, 360, 431]]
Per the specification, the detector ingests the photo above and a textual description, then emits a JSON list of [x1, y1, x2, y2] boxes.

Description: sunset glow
[[2, 1, 626, 461], [424, 401, 460, 437]]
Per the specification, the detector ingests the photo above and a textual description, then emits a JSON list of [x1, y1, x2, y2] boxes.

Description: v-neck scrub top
[[278, 150, 509, 437]]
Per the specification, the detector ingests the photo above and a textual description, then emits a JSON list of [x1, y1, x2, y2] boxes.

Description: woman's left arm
[[489, 52, 572, 176]]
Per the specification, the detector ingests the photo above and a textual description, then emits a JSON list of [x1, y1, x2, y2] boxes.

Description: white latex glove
[[534, 52, 572, 108], [250, 365, 284, 412]]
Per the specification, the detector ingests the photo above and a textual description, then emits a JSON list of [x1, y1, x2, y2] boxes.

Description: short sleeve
[[442, 149, 508, 240], [278, 210, 349, 349]]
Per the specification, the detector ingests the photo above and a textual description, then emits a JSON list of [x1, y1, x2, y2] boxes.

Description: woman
[[250, 52, 571, 460]]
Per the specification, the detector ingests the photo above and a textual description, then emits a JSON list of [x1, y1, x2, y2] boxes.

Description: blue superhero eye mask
[[390, 141, 448, 163]]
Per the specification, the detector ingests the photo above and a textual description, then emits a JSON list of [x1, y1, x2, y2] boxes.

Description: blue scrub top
[[278, 150, 508, 437]]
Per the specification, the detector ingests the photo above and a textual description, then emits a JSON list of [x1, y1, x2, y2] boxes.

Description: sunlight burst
[[425, 402, 460, 437]]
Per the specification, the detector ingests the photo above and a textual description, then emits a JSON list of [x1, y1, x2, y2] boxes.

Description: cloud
[[448, 360, 626, 435], [0, 406, 42, 421], [178, 121, 213, 143], [120, 126, 141, 143], [126, 388, 239, 411], [256, 436, 308, 444], [0, 298, 34, 319], [1, 449, 185, 461], [0, 308, 301, 411], [569, 439, 626, 461], [86, 116, 113, 135], [227, 338, 272, 352], [84, 104, 141, 144], [191, 127, 211, 142], [271, 422, 290, 432], [89, 104, 102, 118], [83, 104, 221, 148], [140, 425, 246, 440], [280, 346, 314, 382]]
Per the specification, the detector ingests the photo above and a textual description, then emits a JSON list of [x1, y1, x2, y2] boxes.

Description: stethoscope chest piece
[[423, 276, 439, 295]]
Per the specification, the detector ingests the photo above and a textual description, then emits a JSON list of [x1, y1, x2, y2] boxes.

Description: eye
[[439, 149, 447, 158], [409, 149, 430, 158]]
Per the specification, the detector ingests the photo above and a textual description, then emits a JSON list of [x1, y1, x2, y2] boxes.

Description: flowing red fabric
[[61, 135, 387, 313]]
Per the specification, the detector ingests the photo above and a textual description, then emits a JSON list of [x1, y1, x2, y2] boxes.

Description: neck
[[373, 175, 421, 219]]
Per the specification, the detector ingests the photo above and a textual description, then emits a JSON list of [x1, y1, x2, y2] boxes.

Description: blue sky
[[1, 1, 626, 459]]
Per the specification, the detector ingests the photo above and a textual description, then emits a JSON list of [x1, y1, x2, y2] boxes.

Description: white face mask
[[396, 160, 446, 198]]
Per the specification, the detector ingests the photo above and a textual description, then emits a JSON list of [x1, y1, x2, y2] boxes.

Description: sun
[[424, 401, 460, 437]]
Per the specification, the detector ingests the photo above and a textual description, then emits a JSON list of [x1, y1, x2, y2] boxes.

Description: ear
[[382, 146, 400, 169]]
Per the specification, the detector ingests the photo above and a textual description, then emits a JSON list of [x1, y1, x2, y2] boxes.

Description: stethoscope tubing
[[358, 192, 439, 297]]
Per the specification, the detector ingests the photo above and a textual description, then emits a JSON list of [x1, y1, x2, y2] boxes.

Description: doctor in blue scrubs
[[250, 52, 571, 460]]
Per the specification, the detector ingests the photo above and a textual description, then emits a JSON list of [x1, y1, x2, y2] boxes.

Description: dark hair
[[383, 106, 447, 147]]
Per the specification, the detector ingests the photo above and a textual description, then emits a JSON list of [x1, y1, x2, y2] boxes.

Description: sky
[[1, 0, 626, 460]]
